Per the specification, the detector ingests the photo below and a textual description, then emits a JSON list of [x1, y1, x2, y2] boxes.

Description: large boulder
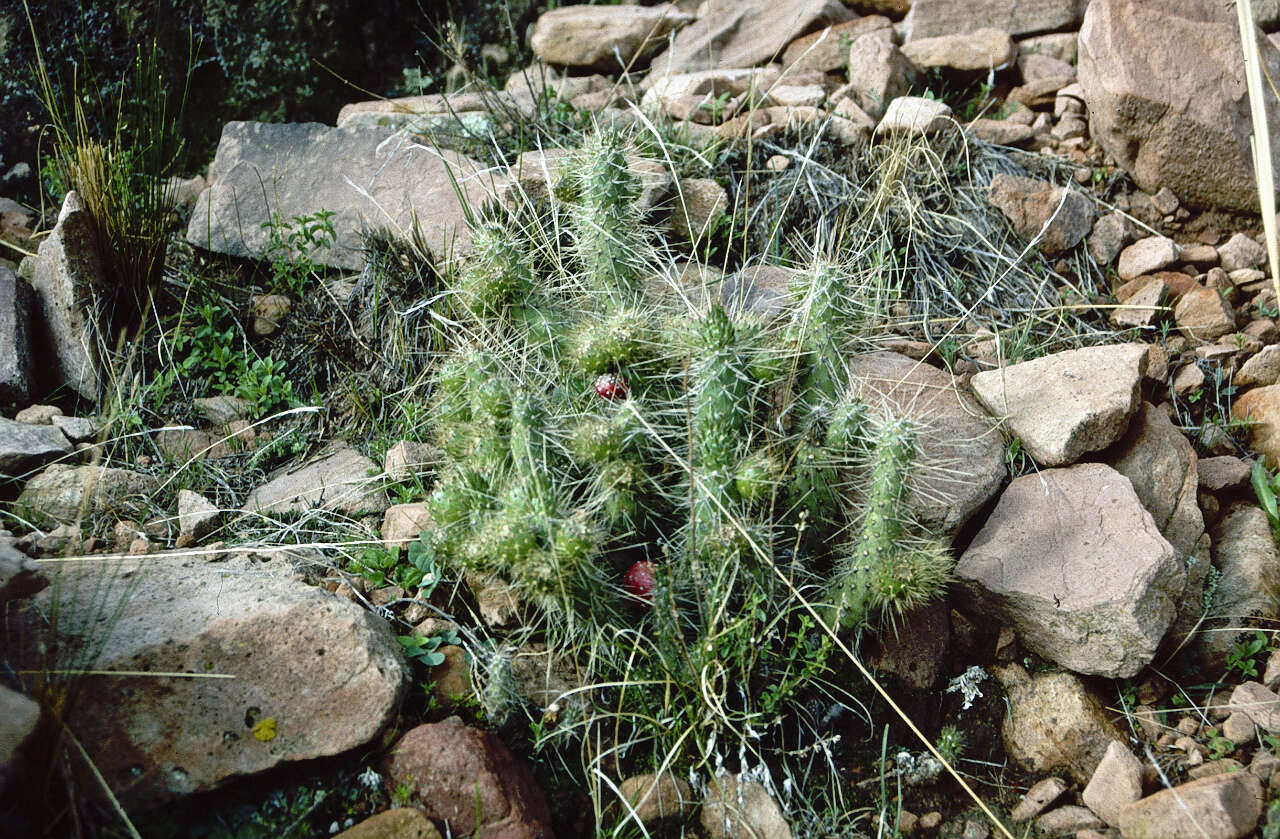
[[1078, 0, 1280, 211], [384, 716, 553, 839], [970, 343, 1148, 467], [902, 0, 1080, 41], [28, 191, 103, 402], [529, 4, 693, 70], [647, 0, 852, 75], [7, 551, 406, 804], [187, 122, 497, 271], [848, 352, 1006, 539], [955, 463, 1185, 678]]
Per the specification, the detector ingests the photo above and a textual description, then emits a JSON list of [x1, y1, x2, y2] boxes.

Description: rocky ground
[[7, 0, 1280, 837]]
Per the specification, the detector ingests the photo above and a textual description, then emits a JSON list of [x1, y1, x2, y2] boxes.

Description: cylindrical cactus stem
[[457, 220, 534, 319], [568, 305, 650, 376], [824, 397, 869, 454], [791, 261, 851, 408], [691, 305, 749, 542], [830, 415, 917, 629], [564, 130, 644, 299]]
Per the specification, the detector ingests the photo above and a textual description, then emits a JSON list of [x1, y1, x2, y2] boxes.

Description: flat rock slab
[[970, 343, 1147, 467], [1116, 772, 1263, 839], [187, 122, 497, 271], [0, 416, 70, 478], [956, 463, 1184, 678], [0, 266, 36, 404], [8, 552, 405, 804], [529, 3, 692, 69], [902, 0, 1079, 40], [242, 445, 389, 516], [848, 352, 1006, 539], [648, 0, 852, 74]]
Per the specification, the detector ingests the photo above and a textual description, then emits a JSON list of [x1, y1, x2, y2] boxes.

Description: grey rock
[[0, 266, 36, 404], [242, 444, 389, 516], [383, 440, 435, 482], [1106, 401, 1204, 559], [618, 772, 695, 825], [1198, 505, 1280, 670], [1118, 236, 1179, 280], [670, 177, 728, 240], [0, 684, 39, 793], [1237, 344, 1280, 387], [0, 416, 71, 478], [177, 490, 221, 541], [0, 541, 49, 604], [1087, 211, 1131, 266], [901, 28, 1016, 72], [1010, 777, 1068, 821], [648, 0, 852, 75], [14, 404, 61, 424], [701, 774, 792, 839], [1019, 52, 1075, 83], [781, 16, 894, 74], [1116, 772, 1263, 839], [192, 395, 251, 426], [1082, 740, 1143, 826], [49, 414, 95, 443], [1229, 682, 1280, 732], [529, 3, 693, 69], [1035, 805, 1104, 835], [7, 551, 406, 805], [1175, 287, 1236, 343], [902, 0, 1079, 40], [1110, 277, 1165, 328], [986, 174, 1094, 255], [848, 352, 1006, 538], [380, 502, 433, 551], [1080, 0, 1280, 212], [1219, 232, 1268, 274], [875, 95, 954, 135], [187, 122, 497, 271], [995, 663, 1126, 784], [848, 36, 921, 119], [956, 463, 1184, 678], [1017, 32, 1078, 64], [17, 464, 157, 527], [1198, 456, 1252, 492], [29, 191, 103, 401], [970, 343, 1148, 467]]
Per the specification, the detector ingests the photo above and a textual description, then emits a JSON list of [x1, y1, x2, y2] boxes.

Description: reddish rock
[[384, 717, 553, 839]]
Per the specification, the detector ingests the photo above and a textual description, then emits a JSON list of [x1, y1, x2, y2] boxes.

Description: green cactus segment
[[734, 450, 781, 505], [788, 440, 841, 532], [569, 306, 650, 375], [792, 262, 850, 407], [565, 131, 643, 299], [457, 221, 533, 319], [690, 305, 750, 542], [829, 416, 921, 629], [824, 398, 868, 454]]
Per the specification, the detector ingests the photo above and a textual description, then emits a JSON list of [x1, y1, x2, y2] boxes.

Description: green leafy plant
[[1253, 460, 1280, 530], [261, 208, 336, 296], [397, 628, 462, 667], [236, 356, 296, 419], [1226, 630, 1271, 680]]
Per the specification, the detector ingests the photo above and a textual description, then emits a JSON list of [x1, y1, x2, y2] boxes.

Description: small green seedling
[[1225, 630, 1270, 680], [397, 629, 461, 667]]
